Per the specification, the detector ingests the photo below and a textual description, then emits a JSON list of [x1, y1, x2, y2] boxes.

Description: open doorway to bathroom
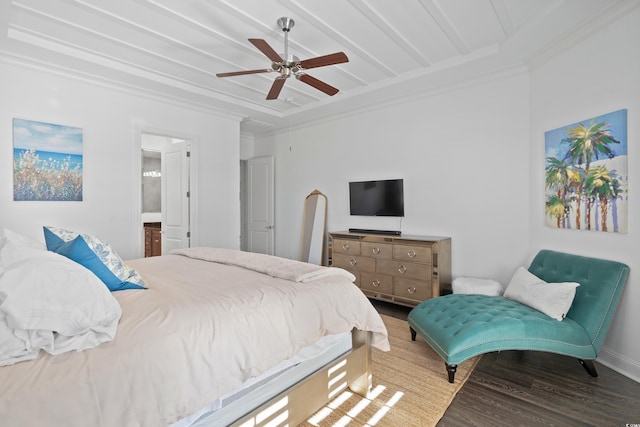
[[140, 132, 191, 257]]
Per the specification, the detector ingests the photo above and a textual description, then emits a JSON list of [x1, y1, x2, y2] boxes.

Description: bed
[[0, 229, 389, 427]]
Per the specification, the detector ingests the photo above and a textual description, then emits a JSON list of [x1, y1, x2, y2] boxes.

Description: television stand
[[348, 228, 401, 236]]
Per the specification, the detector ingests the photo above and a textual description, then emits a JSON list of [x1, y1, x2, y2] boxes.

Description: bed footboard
[[227, 329, 373, 427], [347, 328, 373, 397]]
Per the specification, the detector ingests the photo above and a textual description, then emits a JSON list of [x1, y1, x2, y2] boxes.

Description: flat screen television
[[349, 179, 404, 217]]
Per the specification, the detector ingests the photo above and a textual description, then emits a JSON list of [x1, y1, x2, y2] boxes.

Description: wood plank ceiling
[[1, 0, 637, 135]]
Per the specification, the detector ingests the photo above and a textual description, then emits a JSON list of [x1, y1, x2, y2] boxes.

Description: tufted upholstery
[[408, 250, 629, 382]]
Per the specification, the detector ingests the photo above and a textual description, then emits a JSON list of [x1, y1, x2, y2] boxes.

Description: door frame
[[134, 127, 198, 258]]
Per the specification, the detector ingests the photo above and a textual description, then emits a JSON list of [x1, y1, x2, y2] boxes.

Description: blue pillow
[[43, 226, 146, 291], [43, 227, 65, 252]]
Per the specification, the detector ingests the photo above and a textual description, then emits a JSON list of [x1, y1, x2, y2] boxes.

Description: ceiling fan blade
[[296, 74, 339, 96], [266, 77, 287, 100], [248, 39, 283, 63], [216, 69, 272, 78], [298, 52, 348, 70]]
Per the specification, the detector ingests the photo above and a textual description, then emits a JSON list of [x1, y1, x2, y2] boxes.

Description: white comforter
[[0, 248, 389, 426], [0, 238, 121, 366]]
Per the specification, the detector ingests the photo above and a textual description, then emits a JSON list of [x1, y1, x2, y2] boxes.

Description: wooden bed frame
[[194, 329, 373, 427]]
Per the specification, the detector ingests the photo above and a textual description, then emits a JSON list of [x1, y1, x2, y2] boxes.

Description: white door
[[162, 140, 190, 253], [247, 156, 274, 255]]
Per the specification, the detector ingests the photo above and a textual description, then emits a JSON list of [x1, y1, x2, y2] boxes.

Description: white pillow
[[0, 229, 46, 268], [0, 228, 45, 250], [0, 247, 122, 366], [452, 277, 503, 296], [503, 267, 579, 321]]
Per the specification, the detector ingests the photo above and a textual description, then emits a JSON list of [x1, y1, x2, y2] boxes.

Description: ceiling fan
[[216, 17, 349, 100]]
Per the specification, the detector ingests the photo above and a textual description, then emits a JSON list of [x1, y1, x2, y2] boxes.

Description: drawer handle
[[407, 286, 416, 294], [407, 249, 416, 258], [349, 258, 357, 266], [372, 279, 380, 287], [342, 243, 350, 251], [398, 265, 407, 274], [372, 246, 380, 255]]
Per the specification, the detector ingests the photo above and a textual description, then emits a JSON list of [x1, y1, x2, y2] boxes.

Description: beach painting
[[544, 109, 627, 233], [13, 118, 83, 201]]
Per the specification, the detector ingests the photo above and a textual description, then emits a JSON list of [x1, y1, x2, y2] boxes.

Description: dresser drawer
[[360, 272, 393, 294], [333, 238, 361, 255], [361, 242, 393, 259], [394, 278, 430, 301], [393, 243, 432, 264], [377, 259, 431, 280], [332, 253, 376, 273]]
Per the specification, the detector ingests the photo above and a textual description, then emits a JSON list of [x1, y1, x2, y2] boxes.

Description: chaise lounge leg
[[446, 363, 457, 383], [579, 359, 598, 377], [410, 326, 417, 341]]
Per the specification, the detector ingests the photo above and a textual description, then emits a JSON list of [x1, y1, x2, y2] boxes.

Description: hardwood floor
[[370, 300, 640, 427]]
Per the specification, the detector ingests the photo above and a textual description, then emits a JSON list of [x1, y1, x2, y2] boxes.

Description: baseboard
[[597, 346, 640, 383]]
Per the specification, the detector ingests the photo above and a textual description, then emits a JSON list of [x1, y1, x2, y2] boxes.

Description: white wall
[[0, 60, 242, 259], [529, 8, 640, 380], [254, 71, 531, 286]]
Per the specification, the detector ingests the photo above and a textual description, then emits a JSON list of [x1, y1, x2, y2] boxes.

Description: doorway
[[242, 156, 275, 255], [140, 132, 191, 257]]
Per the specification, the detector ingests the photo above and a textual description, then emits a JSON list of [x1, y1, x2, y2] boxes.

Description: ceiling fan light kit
[[216, 17, 348, 100]]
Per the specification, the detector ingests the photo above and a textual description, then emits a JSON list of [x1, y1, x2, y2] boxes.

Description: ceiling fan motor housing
[[277, 17, 295, 32]]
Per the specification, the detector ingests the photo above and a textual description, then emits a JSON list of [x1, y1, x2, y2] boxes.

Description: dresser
[[329, 231, 451, 307]]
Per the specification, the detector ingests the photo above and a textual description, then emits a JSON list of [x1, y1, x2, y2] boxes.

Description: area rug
[[300, 314, 479, 427]]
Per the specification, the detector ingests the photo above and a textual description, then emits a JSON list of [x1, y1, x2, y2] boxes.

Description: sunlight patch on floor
[[365, 391, 404, 426], [306, 384, 404, 426]]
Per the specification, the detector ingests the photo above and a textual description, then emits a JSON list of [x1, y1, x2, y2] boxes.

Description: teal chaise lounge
[[408, 250, 630, 383]]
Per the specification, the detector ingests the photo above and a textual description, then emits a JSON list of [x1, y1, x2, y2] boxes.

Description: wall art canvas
[[13, 118, 83, 201], [545, 109, 627, 233]]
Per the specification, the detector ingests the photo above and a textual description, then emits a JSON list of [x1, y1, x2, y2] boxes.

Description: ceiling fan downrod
[[278, 17, 295, 65]]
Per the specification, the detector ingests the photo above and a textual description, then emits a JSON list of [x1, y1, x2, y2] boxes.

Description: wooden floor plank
[[441, 351, 640, 426]]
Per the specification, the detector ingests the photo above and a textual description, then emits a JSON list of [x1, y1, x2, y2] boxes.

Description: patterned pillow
[[43, 226, 146, 291]]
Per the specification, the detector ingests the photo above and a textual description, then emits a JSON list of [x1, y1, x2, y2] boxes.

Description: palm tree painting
[[545, 109, 627, 233]]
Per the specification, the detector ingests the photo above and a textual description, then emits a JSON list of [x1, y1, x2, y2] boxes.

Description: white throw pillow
[[0, 229, 46, 268], [452, 277, 503, 296], [0, 247, 122, 366], [0, 229, 44, 249], [503, 267, 579, 321]]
